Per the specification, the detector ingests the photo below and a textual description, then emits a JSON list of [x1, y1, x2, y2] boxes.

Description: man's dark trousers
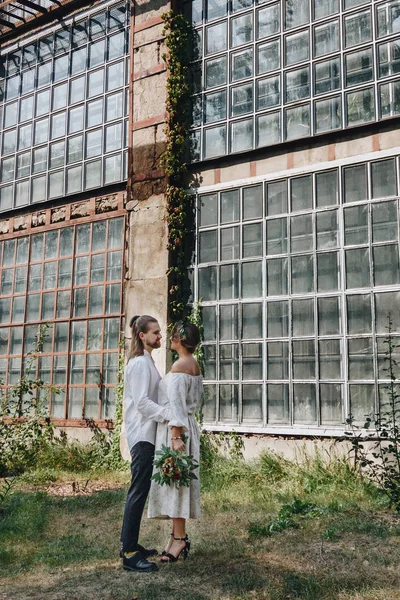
[[120, 441, 155, 553]]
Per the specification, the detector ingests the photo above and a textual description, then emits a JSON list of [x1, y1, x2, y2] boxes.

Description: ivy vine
[[161, 10, 194, 324]]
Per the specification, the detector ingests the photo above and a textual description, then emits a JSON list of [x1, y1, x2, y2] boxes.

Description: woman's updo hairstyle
[[173, 321, 201, 354]]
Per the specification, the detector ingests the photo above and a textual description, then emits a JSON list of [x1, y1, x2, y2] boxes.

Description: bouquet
[[151, 443, 199, 489]]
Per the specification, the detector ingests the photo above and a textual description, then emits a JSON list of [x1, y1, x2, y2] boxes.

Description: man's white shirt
[[124, 350, 170, 451]]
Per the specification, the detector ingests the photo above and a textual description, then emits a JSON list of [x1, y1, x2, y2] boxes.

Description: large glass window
[[0, 2, 129, 211], [0, 216, 124, 420], [195, 156, 400, 430], [188, 0, 400, 159]]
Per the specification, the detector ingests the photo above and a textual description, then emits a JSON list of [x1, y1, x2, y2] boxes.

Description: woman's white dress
[[147, 372, 203, 520]]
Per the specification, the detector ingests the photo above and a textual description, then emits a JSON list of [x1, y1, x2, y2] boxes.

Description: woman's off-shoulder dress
[[147, 372, 203, 520]]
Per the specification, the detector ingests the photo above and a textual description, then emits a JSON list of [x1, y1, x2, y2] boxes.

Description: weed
[[248, 497, 321, 537]]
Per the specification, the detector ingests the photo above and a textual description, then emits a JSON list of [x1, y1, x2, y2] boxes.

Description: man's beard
[[147, 340, 161, 349]]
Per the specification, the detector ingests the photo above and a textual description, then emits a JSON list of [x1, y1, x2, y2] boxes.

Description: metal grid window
[[0, 1, 129, 212], [187, 0, 400, 160], [0, 216, 124, 420], [195, 156, 400, 431]]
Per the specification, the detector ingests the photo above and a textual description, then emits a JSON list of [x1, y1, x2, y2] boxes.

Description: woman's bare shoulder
[[171, 357, 201, 376]]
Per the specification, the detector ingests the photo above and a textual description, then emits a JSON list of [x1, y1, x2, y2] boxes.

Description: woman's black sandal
[[161, 532, 174, 556], [161, 535, 191, 562]]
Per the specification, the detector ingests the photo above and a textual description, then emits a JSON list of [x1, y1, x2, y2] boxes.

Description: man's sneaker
[[120, 545, 158, 559], [122, 551, 159, 572]]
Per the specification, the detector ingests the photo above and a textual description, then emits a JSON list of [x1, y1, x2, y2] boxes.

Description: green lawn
[[1, 454, 400, 600]]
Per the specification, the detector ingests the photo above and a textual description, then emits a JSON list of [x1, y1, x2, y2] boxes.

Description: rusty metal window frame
[[0, 208, 125, 425]]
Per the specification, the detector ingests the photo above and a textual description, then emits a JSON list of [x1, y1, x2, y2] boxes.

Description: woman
[[147, 321, 203, 563]]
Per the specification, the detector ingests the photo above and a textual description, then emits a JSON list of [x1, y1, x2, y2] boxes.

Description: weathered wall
[[189, 124, 400, 189]]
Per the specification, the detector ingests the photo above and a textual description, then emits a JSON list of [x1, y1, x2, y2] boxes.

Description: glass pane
[[203, 345, 217, 380], [266, 180, 287, 216], [291, 175, 312, 211], [349, 384, 375, 423], [199, 230, 217, 263], [291, 214, 313, 252], [292, 255, 314, 294], [267, 383, 289, 423], [231, 118, 253, 153], [220, 345, 239, 380], [232, 48, 253, 81], [347, 87, 375, 126], [314, 21, 339, 57], [293, 383, 317, 423], [285, 0, 309, 29], [204, 125, 226, 158], [199, 194, 217, 227], [344, 205, 368, 245], [243, 185, 263, 220], [56, 291, 71, 318], [345, 48, 373, 86], [319, 340, 341, 379], [26, 294, 40, 321], [107, 251, 122, 281], [316, 210, 338, 249], [232, 14, 253, 47], [292, 298, 314, 336], [345, 10, 371, 48], [231, 83, 253, 116], [108, 218, 124, 249], [317, 251, 339, 292], [347, 294, 372, 335], [315, 95, 342, 133], [220, 263, 239, 299], [293, 340, 315, 379], [219, 305, 237, 340], [243, 223, 262, 257], [104, 318, 120, 349], [346, 248, 370, 288], [257, 111, 281, 146], [242, 385, 263, 423], [206, 21, 227, 54], [242, 303, 262, 339], [201, 306, 217, 343], [54, 322, 68, 353], [243, 343, 263, 379], [105, 284, 120, 313], [221, 227, 239, 260], [374, 245, 400, 286], [257, 3, 280, 39], [242, 261, 262, 297], [285, 30, 309, 66], [89, 285, 104, 314], [285, 67, 309, 103], [320, 383, 342, 424], [267, 341, 288, 379], [371, 159, 397, 199], [221, 190, 239, 223], [376, 291, 400, 333], [73, 288, 87, 316], [267, 300, 288, 337], [348, 338, 374, 379], [318, 296, 340, 335], [258, 40, 280, 74], [198, 266, 217, 300], [219, 384, 239, 422], [372, 201, 398, 242], [202, 385, 216, 421], [267, 258, 288, 295], [266, 218, 287, 255]]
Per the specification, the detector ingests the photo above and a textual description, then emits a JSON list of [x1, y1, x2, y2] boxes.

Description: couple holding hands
[[120, 315, 203, 573]]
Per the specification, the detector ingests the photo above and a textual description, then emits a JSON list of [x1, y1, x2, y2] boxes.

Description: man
[[120, 314, 170, 573]]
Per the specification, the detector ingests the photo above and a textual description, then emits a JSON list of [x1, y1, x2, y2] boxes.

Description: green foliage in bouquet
[[152, 444, 199, 489]]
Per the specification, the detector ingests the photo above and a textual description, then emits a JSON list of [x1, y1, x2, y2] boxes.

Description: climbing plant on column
[[161, 10, 195, 324]]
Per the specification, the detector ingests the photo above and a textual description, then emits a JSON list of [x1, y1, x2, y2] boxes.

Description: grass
[[0, 450, 400, 600]]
